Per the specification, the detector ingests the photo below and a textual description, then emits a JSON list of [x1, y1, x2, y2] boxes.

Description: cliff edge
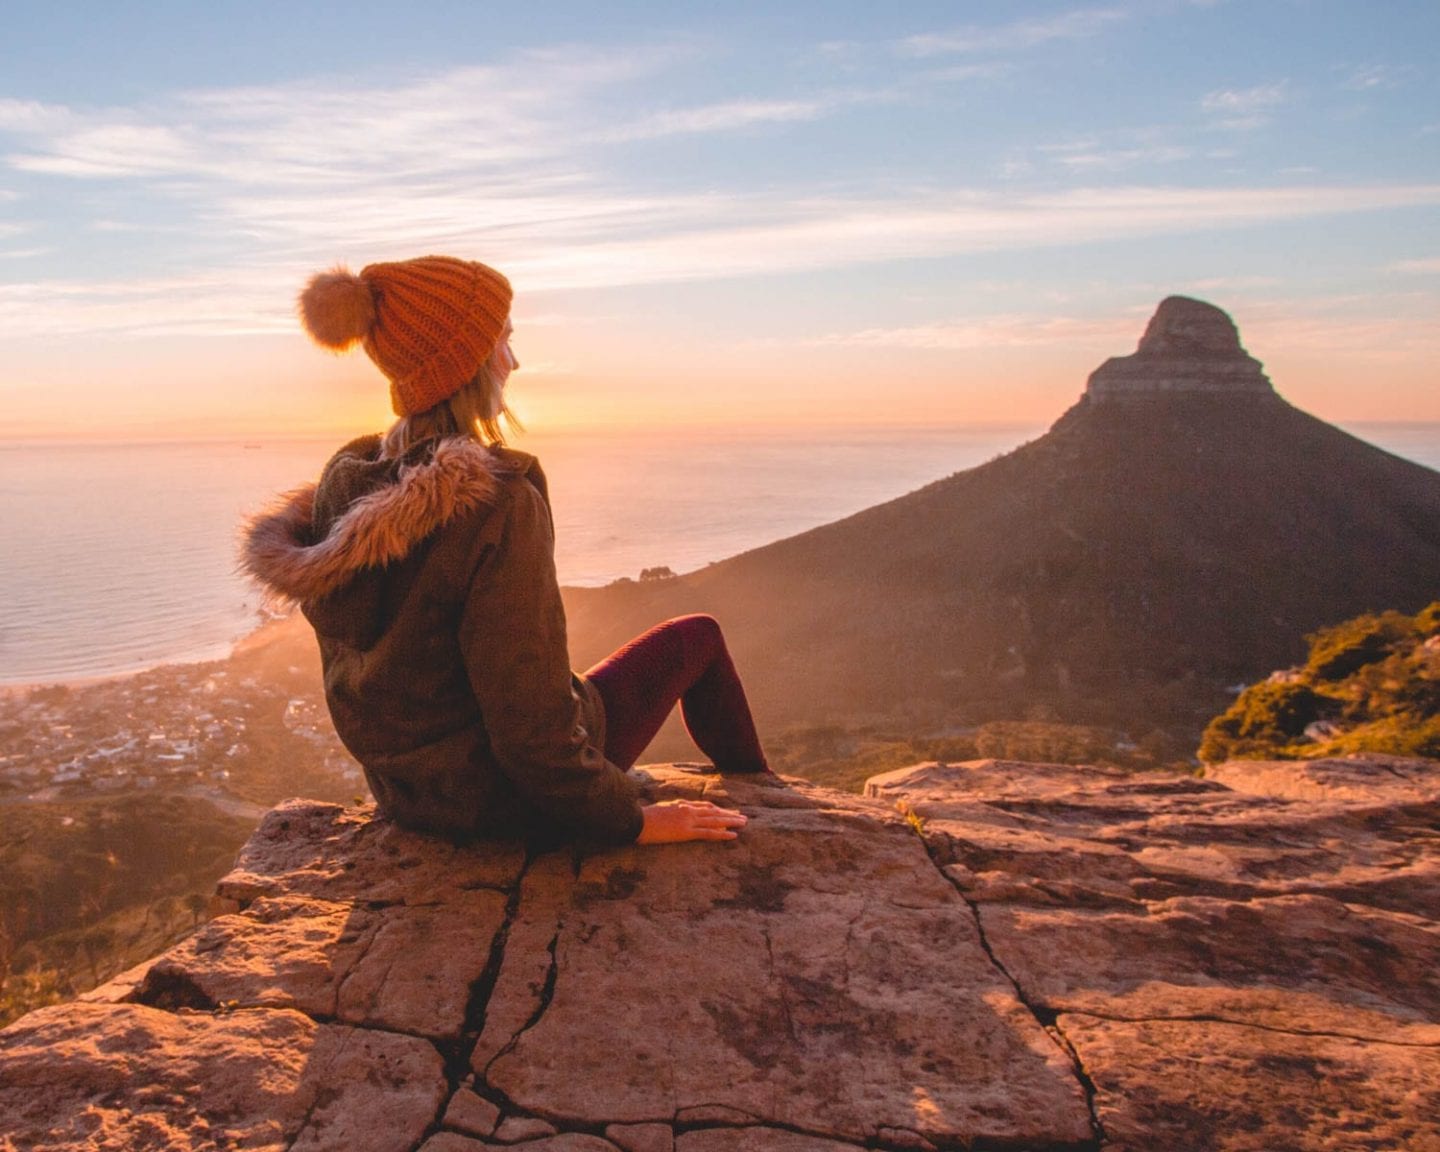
[[2, 759, 1437, 1151]]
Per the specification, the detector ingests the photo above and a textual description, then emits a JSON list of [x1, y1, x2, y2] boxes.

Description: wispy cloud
[[6, 180, 1438, 340], [785, 313, 1134, 351], [486, 184, 1440, 295], [898, 8, 1126, 57], [1240, 292, 1440, 357], [6, 53, 649, 183], [1388, 256, 1440, 273], [1200, 82, 1290, 130], [609, 98, 828, 141], [1342, 63, 1413, 92], [1037, 135, 1193, 171], [2, 47, 1437, 344], [786, 289, 1440, 365]]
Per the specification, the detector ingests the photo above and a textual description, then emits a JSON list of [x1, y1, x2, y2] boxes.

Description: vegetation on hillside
[[0, 795, 256, 1026], [1198, 602, 1440, 764]]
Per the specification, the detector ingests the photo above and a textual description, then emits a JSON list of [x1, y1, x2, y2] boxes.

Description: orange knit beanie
[[297, 255, 513, 416]]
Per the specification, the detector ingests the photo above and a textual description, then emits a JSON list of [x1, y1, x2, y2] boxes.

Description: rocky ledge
[[2, 757, 1437, 1152]]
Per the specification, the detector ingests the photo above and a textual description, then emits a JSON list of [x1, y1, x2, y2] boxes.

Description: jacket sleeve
[[457, 477, 644, 845]]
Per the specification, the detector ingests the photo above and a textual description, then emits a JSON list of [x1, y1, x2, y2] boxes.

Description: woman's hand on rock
[[637, 800, 748, 845]]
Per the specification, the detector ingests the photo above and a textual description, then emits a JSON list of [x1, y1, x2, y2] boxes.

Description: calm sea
[[1, 420, 1436, 686]]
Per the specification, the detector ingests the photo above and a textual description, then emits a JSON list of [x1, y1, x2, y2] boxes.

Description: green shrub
[[1305, 611, 1411, 681], [1201, 601, 1439, 763], [1198, 681, 1326, 763]]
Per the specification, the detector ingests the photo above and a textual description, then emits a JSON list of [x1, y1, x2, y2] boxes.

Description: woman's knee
[[671, 613, 724, 657]]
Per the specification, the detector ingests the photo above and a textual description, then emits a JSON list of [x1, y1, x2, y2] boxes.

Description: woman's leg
[[583, 614, 768, 773]]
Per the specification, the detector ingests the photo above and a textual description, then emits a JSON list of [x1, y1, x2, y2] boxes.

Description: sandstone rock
[[676, 1131, 862, 1151], [979, 892, 1439, 1043], [0, 1001, 445, 1152], [77, 955, 155, 1004], [1065, 1014, 1440, 1152], [136, 886, 508, 1039], [421, 1135, 492, 1152], [130, 799, 523, 1041], [871, 756, 1440, 1152], [1206, 753, 1440, 806], [493, 1114, 560, 1141], [443, 1087, 502, 1138], [476, 771, 1091, 1149], [216, 797, 525, 906], [866, 757, 1440, 917], [422, 1137, 621, 1152], [6, 758, 1434, 1151], [606, 1122, 675, 1152]]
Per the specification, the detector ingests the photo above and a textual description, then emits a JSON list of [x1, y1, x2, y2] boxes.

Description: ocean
[[2, 421, 1436, 686]]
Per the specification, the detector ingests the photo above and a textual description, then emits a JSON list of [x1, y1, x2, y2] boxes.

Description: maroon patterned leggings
[[583, 614, 768, 773]]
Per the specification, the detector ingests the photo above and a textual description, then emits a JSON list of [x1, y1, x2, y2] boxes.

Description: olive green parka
[[241, 433, 644, 845]]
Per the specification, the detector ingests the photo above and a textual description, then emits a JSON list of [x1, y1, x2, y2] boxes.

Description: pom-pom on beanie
[[297, 255, 513, 416]]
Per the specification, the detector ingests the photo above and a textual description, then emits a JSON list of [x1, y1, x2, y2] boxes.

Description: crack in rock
[[915, 835, 1108, 1149], [330, 912, 387, 1019], [468, 850, 574, 1084], [483, 926, 562, 1080], [408, 851, 535, 1152]]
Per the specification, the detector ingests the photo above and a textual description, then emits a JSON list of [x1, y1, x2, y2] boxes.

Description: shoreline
[[0, 611, 296, 698]]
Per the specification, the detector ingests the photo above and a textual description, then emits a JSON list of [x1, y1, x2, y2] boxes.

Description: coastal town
[[0, 614, 361, 813]]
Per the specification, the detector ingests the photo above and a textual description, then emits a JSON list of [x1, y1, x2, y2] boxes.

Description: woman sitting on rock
[[243, 255, 764, 847]]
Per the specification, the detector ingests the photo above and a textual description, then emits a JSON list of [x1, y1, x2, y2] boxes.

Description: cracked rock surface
[[867, 754, 1440, 1151], [3, 757, 1434, 1151]]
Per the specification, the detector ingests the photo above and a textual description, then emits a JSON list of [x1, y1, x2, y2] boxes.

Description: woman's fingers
[[637, 800, 748, 845], [683, 806, 746, 836]]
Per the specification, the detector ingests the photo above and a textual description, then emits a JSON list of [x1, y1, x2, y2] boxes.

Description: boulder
[[4, 757, 1436, 1151]]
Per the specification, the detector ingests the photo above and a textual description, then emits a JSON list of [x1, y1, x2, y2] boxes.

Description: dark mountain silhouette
[[563, 297, 1440, 735]]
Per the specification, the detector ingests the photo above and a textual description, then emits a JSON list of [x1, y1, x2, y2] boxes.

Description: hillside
[[564, 298, 1440, 742]]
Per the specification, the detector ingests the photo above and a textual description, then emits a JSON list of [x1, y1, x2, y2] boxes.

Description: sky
[[1, 0, 1437, 439]]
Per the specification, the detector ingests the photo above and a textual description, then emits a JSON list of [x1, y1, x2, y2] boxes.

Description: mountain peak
[[1086, 295, 1273, 400], [1138, 295, 1244, 356]]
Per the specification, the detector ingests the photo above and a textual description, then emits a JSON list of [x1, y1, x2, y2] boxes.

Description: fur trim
[[299, 267, 376, 350], [241, 437, 504, 602]]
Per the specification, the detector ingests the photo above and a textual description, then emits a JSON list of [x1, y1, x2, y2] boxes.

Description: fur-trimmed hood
[[241, 434, 518, 603]]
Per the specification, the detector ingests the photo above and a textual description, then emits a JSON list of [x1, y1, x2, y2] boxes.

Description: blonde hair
[[380, 360, 521, 459]]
